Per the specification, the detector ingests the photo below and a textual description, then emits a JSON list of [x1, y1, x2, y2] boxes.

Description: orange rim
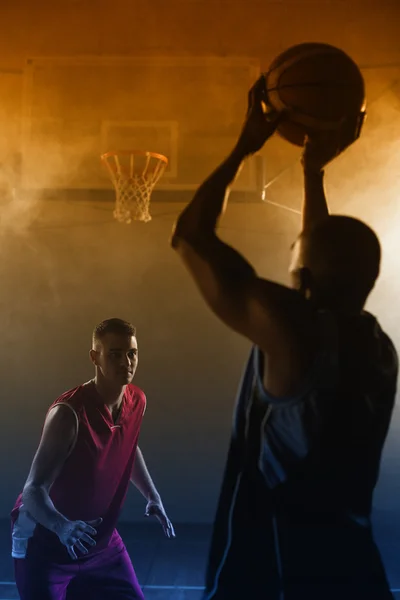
[[101, 150, 168, 172]]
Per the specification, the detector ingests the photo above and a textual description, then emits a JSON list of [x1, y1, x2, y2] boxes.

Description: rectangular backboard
[[100, 120, 179, 179], [21, 56, 261, 193]]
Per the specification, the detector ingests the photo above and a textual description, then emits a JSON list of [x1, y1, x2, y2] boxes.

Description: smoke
[[0, 135, 95, 309], [0, 185, 40, 235], [0, 59, 110, 312], [324, 85, 400, 235], [0, 138, 95, 237]]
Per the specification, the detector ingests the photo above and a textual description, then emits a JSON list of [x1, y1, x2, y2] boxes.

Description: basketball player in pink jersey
[[172, 76, 397, 599], [11, 318, 174, 600]]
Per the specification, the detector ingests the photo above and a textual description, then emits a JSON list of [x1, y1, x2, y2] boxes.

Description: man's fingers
[[248, 75, 268, 112], [75, 540, 89, 555], [80, 533, 97, 547], [86, 518, 103, 527], [83, 518, 102, 535], [162, 518, 173, 538], [168, 521, 176, 538], [146, 504, 175, 539], [82, 524, 98, 536], [159, 515, 176, 539], [253, 74, 267, 98], [164, 518, 175, 538], [67, 545, 78, 560]]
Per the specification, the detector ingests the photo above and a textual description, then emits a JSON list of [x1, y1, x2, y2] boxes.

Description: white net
[[101, 151, 168, 224]]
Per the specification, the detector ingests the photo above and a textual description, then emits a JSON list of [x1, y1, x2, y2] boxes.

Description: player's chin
[[120, 371, 134, 384]]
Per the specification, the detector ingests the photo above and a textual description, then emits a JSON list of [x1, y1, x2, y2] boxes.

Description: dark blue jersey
[[205, 310, 398, 600]]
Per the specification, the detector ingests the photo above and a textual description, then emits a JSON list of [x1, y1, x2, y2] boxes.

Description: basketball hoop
[[101, 150, 168, 224]]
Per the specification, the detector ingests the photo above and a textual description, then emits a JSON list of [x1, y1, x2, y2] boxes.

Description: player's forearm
[[172, 145, 246, 245], [301, 168, 329, 231], [22, 484, 68, 535], [130, 446, 160, 502]]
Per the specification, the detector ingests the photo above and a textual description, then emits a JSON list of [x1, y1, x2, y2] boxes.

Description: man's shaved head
[[291, 216, 381, 310], [92, 318, 136, 350]]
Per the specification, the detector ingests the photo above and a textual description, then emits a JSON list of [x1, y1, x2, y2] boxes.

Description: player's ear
[[89, 349, 99, 366], [298, 267, 312, 299]]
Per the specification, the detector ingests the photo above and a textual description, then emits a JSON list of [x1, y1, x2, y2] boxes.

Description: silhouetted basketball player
[[11, 318, 174, 600], [172, 76, 398, 599]]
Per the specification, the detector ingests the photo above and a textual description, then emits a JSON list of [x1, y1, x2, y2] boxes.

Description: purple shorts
[[14, 540, 144, 600]]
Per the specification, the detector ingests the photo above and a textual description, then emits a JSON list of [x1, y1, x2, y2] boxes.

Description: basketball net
[[101, 151, 168, 224]]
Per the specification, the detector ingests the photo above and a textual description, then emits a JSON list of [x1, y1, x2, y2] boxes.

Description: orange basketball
[[265, 43, 366, 146]]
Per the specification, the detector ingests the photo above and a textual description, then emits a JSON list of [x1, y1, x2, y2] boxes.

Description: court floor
[[1, 515, 400, 599]]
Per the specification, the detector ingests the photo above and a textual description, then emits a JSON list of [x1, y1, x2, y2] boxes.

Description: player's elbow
[[23, 471, 53, 500], [171, 204, 217, 249], [21, 483, 42, 509], [170, 229, 183, 250], [170, 227, 213, 260], [171, 219, 198, 250], [22, 480, 46, 500]]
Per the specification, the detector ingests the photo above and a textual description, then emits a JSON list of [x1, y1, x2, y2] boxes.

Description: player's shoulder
[[361, 311, 398, 373], [363, 311, 397, 348], [126, 383, 146, 401], [49, 382, 93, 413], [126, 383, 147, 411]]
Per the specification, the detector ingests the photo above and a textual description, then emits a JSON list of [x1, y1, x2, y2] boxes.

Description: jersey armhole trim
[[48, 402, 79, 459]]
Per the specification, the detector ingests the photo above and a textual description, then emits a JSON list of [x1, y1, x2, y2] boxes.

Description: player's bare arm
[[301, 119, 363, 232], [22, 404, 77, 533], [130, 446, 160, 502], [172, 77, 315, 395], [131, 446, 175, 538], [301, 137, 330, 231], [22, 404, 101, 559]]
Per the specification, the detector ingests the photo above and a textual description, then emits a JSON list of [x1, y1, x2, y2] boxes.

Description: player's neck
[[93, 376, 125, 410], [310, 291, 364, 315]]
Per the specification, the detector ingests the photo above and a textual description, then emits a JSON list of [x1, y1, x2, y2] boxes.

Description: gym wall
[[0, 0, 399, 527]]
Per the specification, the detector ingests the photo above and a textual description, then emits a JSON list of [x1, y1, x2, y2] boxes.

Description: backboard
[[21, 56, 261, 193]]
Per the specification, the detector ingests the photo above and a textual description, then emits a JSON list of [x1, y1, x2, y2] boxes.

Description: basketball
[[264, 43, 366, 146]]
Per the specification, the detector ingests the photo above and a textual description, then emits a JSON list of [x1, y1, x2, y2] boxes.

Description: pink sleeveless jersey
[[11, 380, 146, 562]]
